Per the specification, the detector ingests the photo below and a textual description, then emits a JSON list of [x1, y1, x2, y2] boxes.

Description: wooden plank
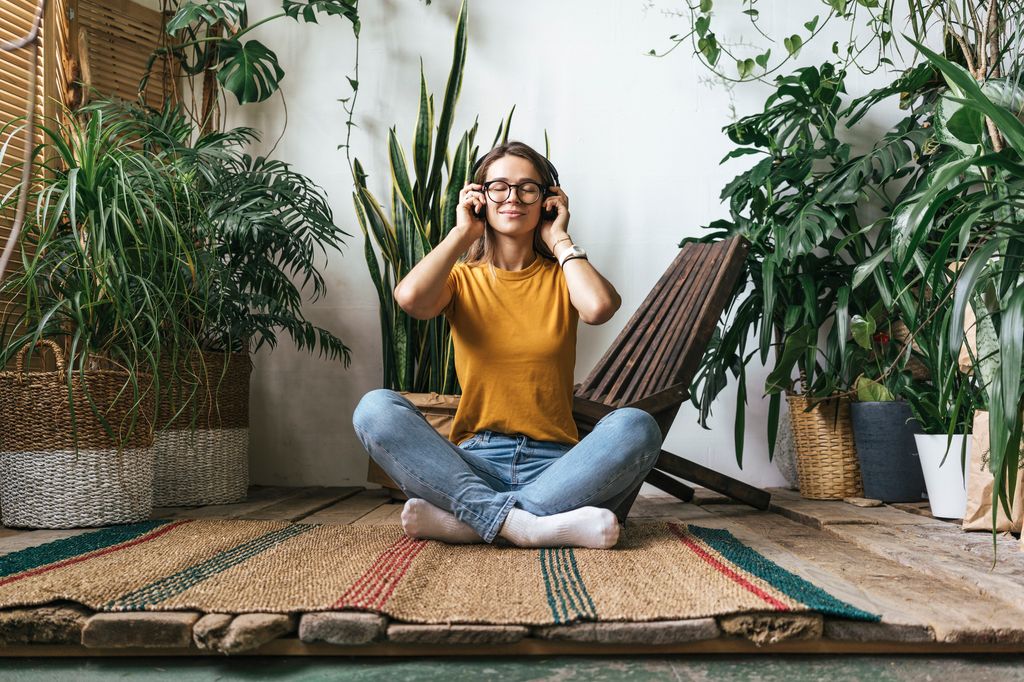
[[694, 505, 1024, 643], [667, 237, 749, 391], [0, 528, 95, 556], [237, 487, 363, 522], [822, 521, 1024, 615], [302, 489, 393, 525], [351, 500, 405, 526], [150, 486, 313, 520], [635, 243, 722, 400], [642, 469, 694, 504], [767, 487, 949, 528], [577, 245, 693, 401], [606, 245, 705, 405], [655, 451, 771, 509], [591, 245, 698, 403]]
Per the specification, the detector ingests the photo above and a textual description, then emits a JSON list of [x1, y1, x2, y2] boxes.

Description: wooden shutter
[[0, 0, 54, 365], [71, 0, 171, 107]]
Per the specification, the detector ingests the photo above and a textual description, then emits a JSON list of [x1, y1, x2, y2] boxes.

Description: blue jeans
[[352, 389, 663, 543]]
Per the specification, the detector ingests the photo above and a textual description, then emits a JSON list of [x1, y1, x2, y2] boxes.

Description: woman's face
[[482, 155, 544, 237]]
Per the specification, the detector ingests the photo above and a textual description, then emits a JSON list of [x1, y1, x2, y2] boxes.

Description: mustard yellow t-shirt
[[443, 255, 579, 446]]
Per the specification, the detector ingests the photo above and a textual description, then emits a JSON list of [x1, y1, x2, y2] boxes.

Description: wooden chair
[[571, 236, 771, 520]]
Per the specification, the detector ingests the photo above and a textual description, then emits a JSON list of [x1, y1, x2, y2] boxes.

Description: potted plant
[[845, 308, 927, 502], [0, 107, 200, 527], [88, 98, 353, 507]]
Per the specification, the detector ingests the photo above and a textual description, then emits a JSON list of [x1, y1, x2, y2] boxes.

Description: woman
[[352, 141, 663, 549]]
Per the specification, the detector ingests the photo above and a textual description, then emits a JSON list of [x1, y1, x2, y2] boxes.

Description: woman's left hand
[[538, 185, 571, 250]]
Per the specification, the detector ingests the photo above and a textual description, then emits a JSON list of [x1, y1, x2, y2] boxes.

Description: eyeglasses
[[482, 180, 544, 204]]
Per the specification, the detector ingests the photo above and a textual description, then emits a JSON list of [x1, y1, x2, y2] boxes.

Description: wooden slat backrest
[[576, 236, 748, 408]]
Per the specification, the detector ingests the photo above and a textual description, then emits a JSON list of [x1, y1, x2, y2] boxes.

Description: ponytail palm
[[884, 41, 1024, 531], [0, 106, 203, 440]]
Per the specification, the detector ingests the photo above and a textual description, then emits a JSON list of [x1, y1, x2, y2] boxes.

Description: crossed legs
[[352, 389, 663, 548]]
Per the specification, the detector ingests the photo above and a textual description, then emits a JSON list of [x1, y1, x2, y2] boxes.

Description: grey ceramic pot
[[849, 401, 927, 502]]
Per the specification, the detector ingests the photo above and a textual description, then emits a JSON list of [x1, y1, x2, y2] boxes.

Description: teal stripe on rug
[[539, 548, 597, 623], [686, 524, 880, 621], [0, 521, 170, 578], [562, 548, 597, 620], [105, 523, 315, 611]]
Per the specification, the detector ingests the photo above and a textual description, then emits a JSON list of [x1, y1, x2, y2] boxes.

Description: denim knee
[[352, 388, 401, 434], [614, 407, 663, 467]]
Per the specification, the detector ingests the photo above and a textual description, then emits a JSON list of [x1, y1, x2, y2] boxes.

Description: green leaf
[[836, 285, 849, 357], [695, 15, 710, 37], [166, 0, 244, 37], [755, 50, 771, 69], [852, 246, 890, 290], [855, 376, 894, 402], [946, 105, 986, 145], [850, 314, 875, 349], [282, 0, 359, 24], [765, 326, 817, 395], [216, 40, 285, 104], [910, 37, 1024, 155], [700, 0, 713, 12], [737, 58, 755, 79], [949, 239, 1002, 362], [803, 15, 819, 32]]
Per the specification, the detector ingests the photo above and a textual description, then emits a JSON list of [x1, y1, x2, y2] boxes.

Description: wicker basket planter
[[152, 351, 251, 507], [0, 341, 155, 529], [787, 392, 864, 500]]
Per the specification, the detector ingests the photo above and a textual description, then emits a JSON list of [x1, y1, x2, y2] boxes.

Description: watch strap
[[561, 254, 588, 267]]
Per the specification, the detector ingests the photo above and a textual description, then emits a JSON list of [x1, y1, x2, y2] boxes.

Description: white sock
[[498, 506, 620, 549], [400, 498, 483, 544]]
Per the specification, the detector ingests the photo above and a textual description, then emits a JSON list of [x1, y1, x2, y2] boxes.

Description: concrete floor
[[2, 656, 1024, 681]]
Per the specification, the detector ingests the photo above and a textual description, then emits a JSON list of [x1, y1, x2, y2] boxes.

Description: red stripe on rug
[[668, 523, 790, 611], [353, 536, 424, 610], [366, 536, 428, 610], [0, 520, 193, 588], [335, 536, 413, 608], [334, 535, 427, 609]]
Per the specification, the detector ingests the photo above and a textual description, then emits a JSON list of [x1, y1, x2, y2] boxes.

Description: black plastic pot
[[849, 401, 926, 502]]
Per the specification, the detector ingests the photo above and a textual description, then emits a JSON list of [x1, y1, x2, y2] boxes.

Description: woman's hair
[[462, 140, 559, 273]]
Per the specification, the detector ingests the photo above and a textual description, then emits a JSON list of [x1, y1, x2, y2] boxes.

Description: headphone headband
[[471, 150, 560, 187]]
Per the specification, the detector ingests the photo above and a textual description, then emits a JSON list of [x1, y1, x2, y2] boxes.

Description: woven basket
[[0, 340, 155, 528], [787, 392, 864, 500], [152, 350, 251, 506]]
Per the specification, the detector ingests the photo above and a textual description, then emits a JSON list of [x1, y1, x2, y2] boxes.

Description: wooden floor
[[1, 485, 1024, 656]]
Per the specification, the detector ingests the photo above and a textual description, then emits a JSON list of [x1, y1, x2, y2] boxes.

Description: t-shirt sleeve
[[442, 263, 461, 321]]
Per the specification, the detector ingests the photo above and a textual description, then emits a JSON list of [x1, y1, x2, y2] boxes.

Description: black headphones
[[471, 151, 560, 221]]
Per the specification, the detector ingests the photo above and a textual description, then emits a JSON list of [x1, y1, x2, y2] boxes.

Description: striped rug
[[0, 520, 877, 624]]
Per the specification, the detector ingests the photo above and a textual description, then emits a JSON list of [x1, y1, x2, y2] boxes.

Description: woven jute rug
[[0, 519, 877, 625]]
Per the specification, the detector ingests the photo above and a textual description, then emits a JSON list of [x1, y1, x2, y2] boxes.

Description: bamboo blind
[[74, 0, 171, 107], [0, 0, 48, 365]]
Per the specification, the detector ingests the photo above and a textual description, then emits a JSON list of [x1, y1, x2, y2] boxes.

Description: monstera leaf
[[282, 0, 358, 25], [166, 0, 245, 36], [216, 40, 285, 104]]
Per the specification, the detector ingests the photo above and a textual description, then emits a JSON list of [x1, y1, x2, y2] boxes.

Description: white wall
[[228, 0, 908, 488]]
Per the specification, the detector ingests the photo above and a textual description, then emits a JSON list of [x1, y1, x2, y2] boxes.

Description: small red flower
[[873, 331, 890, 345]]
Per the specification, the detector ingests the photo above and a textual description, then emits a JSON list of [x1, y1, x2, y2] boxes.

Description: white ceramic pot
[[914, 433, 972, 519]]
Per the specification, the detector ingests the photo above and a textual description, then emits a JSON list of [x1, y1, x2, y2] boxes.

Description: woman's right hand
[[455, 183, 486, 241]]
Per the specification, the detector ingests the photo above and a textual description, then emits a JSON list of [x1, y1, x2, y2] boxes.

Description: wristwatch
[[557, 244, 588, 267]]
